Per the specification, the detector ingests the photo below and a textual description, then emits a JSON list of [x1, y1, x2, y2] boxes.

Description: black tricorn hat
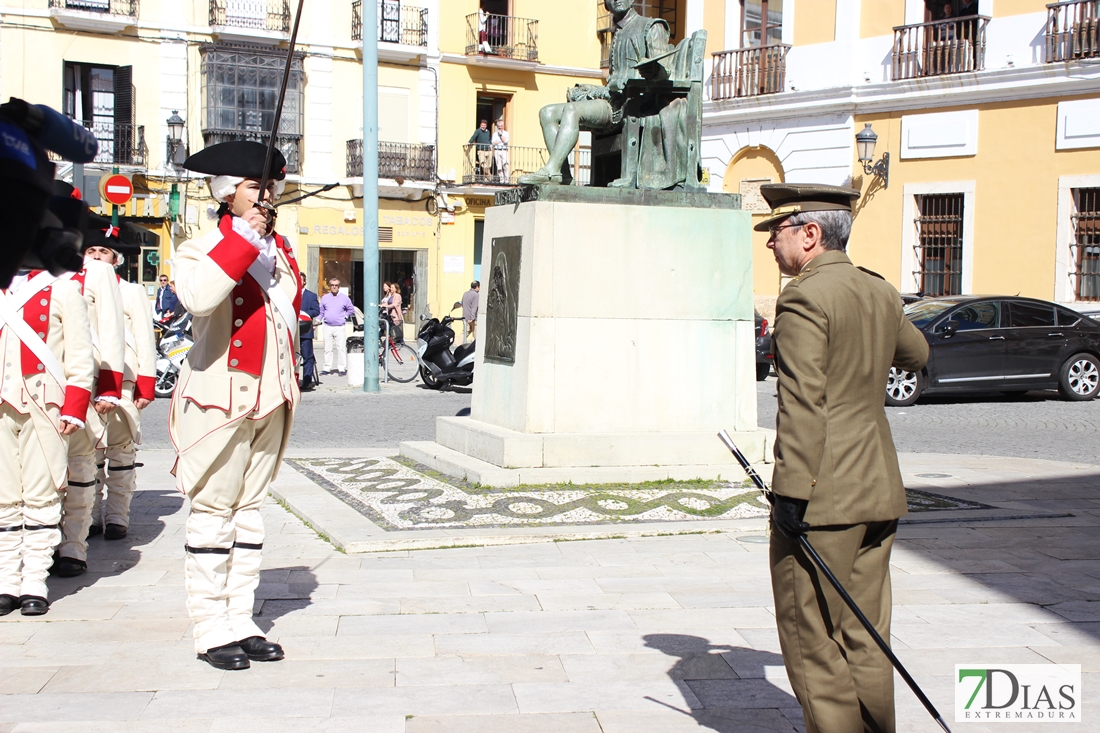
[[754, 183, 860, 232], [182, 140, 287, 181], [82, 211, 142, 256]]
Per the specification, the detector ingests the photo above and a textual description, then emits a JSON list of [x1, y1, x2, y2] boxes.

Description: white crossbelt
[[58, 271, 100, 352], [247, 259, 297, 338], [0, 273, 66, 388]]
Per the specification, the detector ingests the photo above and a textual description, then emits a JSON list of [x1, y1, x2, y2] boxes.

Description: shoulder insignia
[[857, 265, 885, 281]]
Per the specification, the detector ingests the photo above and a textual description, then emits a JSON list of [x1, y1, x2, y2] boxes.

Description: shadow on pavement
[[253, 567, 318, 635], [47, 488, 180, 605], [643, 633, 801, 732]]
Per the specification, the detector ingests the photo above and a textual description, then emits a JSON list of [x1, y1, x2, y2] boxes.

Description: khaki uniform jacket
[[0, 275, 96, 489], [116, 279, 158, 443], [168, 216, 301, 478], [771, 251, 929, 526]]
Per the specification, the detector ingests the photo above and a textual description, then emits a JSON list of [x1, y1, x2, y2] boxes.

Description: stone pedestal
[[400, 187, 768, 487]]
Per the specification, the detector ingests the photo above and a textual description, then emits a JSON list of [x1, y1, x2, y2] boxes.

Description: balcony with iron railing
[[892, 15, 990, 81], [461, 143, 553, 186], [346, 140, 435, 181], [1046, 1, 1100, 62], [465, 13, 538, 63], [352, 0, 428, 47], [711, 44, 791, 100], [209, 0, 290, 34], [203, 129, 299, 173], [49, 0, 138, 15], [53, 121, 147, 167]]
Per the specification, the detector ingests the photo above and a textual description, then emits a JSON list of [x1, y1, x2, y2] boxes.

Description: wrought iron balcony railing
[[49, 0, 138, 15], [465, 13, 538, 62], [56, 121, 147, 166], [352, 0, 429, 46], [203, 129, 299, 173], [1046, 1, 1100, 62], [892, 15, 989, 80], [711, 44, 791, 100], [346, 140, 435, 181], [462, 143, 548, 186], [209, 0, 290, 33]]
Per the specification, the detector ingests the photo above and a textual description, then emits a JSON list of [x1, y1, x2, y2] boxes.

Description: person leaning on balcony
[[761, 183, 929, 733], [469, 120, 492, 178], [492, 118, 510, 183], [477, 8, 494, 54]]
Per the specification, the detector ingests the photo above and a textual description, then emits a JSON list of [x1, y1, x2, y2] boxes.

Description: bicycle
[[346, 318, 419, 383]]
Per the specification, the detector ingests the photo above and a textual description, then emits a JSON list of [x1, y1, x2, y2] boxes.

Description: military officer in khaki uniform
[[0, 267, 95, 615], [172, 142, 300, 670], [760, 184, 929, 733], [52, 241, 126, 577], [80, 216, 158, 540]]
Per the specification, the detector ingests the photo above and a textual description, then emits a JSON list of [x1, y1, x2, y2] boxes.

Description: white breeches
[[322, 324, 347, 372], [93, 408, 139, 528]]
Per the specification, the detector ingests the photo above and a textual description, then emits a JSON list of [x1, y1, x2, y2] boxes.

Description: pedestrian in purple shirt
[[319, 277, 355, 376]]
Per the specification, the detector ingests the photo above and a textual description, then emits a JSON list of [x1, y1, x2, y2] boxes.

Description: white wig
[[209, 175, 286, 203]]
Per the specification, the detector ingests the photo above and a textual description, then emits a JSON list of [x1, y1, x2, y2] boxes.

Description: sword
[[717, 430, 952, 733], [255, 0, 308, 229]]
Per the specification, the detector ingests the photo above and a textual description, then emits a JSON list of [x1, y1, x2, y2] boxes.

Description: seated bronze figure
[[518, 0, 706, 191]]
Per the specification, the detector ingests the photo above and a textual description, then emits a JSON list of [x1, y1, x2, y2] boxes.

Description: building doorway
[[473, 219, 484, 282], [317, 246, 427, 323]]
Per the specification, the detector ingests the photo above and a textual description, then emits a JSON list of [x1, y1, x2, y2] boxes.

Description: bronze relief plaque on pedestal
[[484, 236, 521, 365]]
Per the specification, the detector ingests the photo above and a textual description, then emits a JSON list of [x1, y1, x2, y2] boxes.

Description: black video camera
[[0, 97, 101, 288]]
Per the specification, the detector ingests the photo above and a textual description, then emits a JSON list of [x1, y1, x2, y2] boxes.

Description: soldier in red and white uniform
[[50, 238, 126, 577], [80, 216, 157, 540], [173, 142, 300, 670], [0, 267, 95, 615]]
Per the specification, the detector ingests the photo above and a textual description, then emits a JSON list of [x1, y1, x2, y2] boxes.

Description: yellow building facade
[[699, 0, 1100, 315]]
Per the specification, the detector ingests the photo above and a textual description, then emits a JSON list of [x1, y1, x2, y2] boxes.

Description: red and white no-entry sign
[[99, 173, 134, 206]]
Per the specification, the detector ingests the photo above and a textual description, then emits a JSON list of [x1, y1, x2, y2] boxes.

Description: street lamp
[[166, 110, 186, 167], [855, 123, 889, 189]]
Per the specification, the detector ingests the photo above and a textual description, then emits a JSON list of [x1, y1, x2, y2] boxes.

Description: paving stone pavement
[[2, 448, 1100, 731]]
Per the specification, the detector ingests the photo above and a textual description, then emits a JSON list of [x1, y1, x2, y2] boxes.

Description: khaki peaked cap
[[754, 183, 861, 232]]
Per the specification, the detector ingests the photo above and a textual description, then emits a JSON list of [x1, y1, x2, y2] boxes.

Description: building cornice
[[703, 62, 1100, 126]]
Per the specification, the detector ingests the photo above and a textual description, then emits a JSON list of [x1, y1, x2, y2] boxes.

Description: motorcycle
[[418, 304, 474, 390], [154, 312, 194, 398]]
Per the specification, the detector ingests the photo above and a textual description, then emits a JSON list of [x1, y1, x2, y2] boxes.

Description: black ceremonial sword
[[717, 430, 951, 733]]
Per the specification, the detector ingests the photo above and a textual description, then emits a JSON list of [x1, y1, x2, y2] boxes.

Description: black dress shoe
[[18, 595, 48, 616], [236, 636, 284, 661], [0, 594, 17, 616], [87, 524, 103, 537], [53, 557, 87, 577], [104, 523, 127, 541], [198, 643, 250, 670]]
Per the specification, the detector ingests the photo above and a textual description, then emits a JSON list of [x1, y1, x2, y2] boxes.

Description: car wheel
[[1058, 353, 1100, 401], [885, 367, 923, 407], [756, 363, 770, 381]]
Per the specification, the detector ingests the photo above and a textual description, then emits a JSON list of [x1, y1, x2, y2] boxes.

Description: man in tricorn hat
[[79, 214, 157, 541], [759, 183, 928, 733], [174, 141, 301, 670]]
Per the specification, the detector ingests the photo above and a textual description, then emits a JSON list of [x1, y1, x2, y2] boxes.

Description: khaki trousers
[[180, 406, 287, 653], [322, 324, 347, 373], [93, 408, 138, 528], [0, 404, 64, 599], [770, 521, 898, 733]]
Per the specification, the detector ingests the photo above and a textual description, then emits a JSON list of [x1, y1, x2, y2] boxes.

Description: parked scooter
[[154, 312, 193, 398], [417, 304, 474, 390]]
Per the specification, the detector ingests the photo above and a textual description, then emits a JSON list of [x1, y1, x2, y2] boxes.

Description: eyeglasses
[[767, 222, 803, 238], [328, 283, 340, 287]]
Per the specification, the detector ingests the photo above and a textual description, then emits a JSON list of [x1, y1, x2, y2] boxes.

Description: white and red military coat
[[168, 215, 302, 480], [116, 278, 158, 443], [62, 259, 126, 444], [0, 272, 96, 488]]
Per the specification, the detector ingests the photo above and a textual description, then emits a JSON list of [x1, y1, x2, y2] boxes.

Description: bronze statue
[[518, 0, 706, 191]]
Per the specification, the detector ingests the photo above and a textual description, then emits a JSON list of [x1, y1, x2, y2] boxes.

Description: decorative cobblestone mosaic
[[285, 457, 990, 532]]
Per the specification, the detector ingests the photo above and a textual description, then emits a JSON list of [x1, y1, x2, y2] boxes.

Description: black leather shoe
[[236, 636, 284, 661], [0, 594, 17, 616], [18, 595, 48, 616], [87, 524, 103, 537], [104, 523, 127, 541], [198, 643, 250, 670], [53, 557, 87, 577]]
